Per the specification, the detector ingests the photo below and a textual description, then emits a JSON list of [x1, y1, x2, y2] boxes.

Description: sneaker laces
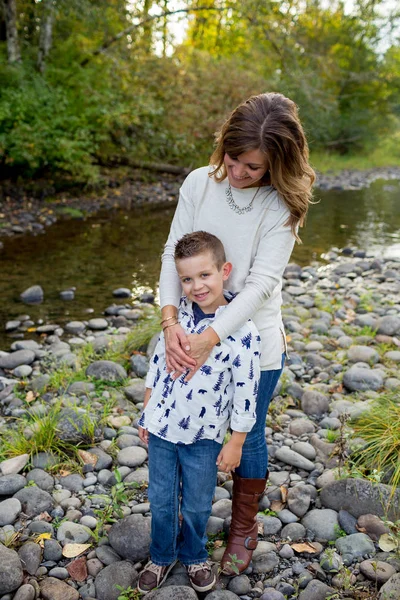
[[143, 561, 166, 580], [187, 561, 212, 575]]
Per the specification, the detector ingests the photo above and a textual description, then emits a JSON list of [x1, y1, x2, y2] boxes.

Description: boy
[[137, 231, 260, 595]]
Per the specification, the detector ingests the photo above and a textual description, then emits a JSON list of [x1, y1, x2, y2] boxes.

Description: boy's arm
[[217, 322, 261, 472]]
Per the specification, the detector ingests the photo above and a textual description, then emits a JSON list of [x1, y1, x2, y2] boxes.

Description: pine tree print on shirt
[[213, 372, 224, 392], [213, 395, 222, 416], [178, 416, 191, 430], [192, 426, 205, 443], [249, 359, 254, 380], [241, 332, 252, 349], [158, 424, 169, 438], [232, 355, 241, 368], [186, 389, 193, 401]]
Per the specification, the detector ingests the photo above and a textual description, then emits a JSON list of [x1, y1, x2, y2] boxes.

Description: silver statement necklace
[[225, 184, 260, 215]]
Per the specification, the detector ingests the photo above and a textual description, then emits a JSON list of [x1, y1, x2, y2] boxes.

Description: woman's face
[[224, 149, 268, 189]]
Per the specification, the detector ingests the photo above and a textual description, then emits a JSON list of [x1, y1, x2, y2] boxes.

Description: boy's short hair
[[174, 231, 226, 269]]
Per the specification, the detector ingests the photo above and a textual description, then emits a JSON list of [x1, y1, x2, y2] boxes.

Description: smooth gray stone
[[252, 551, 279, 574], [112, 288, 131, 298], [123, 468, 149, 485], [26, 468, 54, 492], [47, 567, 69, 579], [376, 315, 400, 336], [261, 516, 282, 535], [335, 533, 375, 561], [260, 589, 286, 600], [275, 447, 315, 471], [88, 318, 109, 330], [67, 381, 96, 395], [12, 584, 36, 600], [108, 514, 151, 561], [291, 442, 316, 461], [287, 485, 312, 517], [57, 522, 92, 544], [94, 561, 138, 600], [123, 379, 146, 403], [301, 509, 339, 541], [343, 365, 383, 391], [0, 474, 26, 496], [277, 509, 298, 524], [211, 499, 232, 519], [298, 579, 335, 600], [86, 447, 113, 471], [378, 573, 400, 599], [43, 539, 63, 562], [59, 473, 84, 492], [0, 544, 24, 593], [301, 391, 329, 416], [65, 321, 86, 334], [86, 360, 127, 381], [0, 498, 21, 526], [280, 522, 306, 541], [320, 479, 400, 520], [227, 574, 251, 595], [338, 510, 358, 535], [0, 350, 35, 370], [20, 285, 44, 305], [360, 559, 396, 584], [347, 345, 379, 364], [117, 446, 147, 468], [95, 545, 121, 565], [130, 355, 149, 378], [31, 451, 58, 469], [18, 542, 42, 575]]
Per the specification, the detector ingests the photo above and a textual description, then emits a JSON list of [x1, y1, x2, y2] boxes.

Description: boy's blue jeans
[[235, 355, 285, 478], [148, 433, 220, 566]]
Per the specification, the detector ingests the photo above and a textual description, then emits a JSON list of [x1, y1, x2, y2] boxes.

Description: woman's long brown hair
[[209, 93, 316, 240]]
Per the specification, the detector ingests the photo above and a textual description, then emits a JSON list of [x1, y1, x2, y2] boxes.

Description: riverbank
[[1, 166, 400, 245], [0, 250, 399, 600]]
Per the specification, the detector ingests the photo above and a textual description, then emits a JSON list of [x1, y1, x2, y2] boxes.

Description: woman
[[158, 92, 315, 574]]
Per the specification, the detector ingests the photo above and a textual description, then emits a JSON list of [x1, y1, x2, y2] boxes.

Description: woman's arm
[[159, 173, 197, 373]]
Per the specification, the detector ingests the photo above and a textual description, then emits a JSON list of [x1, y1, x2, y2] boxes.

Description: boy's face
[[176, 251, 232, 313]]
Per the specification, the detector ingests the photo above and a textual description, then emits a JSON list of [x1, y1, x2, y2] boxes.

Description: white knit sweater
[[159, 166, 296, 370]]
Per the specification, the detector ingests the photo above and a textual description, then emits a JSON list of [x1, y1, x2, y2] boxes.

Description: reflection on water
[[0, 179, 399, 348]]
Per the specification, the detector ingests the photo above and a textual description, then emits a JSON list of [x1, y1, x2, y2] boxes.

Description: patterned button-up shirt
[[139, 295, 261, 445]]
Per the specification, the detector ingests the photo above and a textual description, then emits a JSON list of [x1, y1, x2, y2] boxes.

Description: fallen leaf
[[59, 469, 72, 477], [280, 486, 288, 503], [213, 540, 224, 548], [257, 522, 264, 535], [291, 542, 320, 554], [379, 534, 398, 552], [62, 543, 92, 558], [77, 450, 98, 467], [35, 532, 52, 547], [356, 525, 367, 534], [270, 500, 285, 512], [36, 511, 52, 522], [27, 327, 37, 333], [25, 391, 36, 403]]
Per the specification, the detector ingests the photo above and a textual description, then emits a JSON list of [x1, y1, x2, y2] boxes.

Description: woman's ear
[[222, 262, 233, 281]]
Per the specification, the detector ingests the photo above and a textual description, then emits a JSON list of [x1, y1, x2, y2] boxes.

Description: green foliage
[[0, 1, 399, 181], [116, 585, 141, 600], [351, 396, 400, 493]]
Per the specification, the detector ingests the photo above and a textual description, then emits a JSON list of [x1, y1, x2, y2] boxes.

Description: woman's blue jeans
[[148, 433, 220, 566], [235, 354, 285, 478]]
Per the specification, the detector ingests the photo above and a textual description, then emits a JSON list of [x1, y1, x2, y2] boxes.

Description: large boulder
[[320, 479, 400, 520], [95, 561, 138, 600]]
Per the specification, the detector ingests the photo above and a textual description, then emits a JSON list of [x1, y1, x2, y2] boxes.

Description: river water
[[1, 179, 400, 349]]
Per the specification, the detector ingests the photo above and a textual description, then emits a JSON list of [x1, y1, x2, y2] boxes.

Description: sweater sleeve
[[159, 174, 196, 309], [211, 207, 296, 343]]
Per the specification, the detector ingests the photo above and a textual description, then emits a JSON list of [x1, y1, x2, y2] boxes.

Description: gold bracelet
[[162, 321, 178, 331], [161, 315, 178, 326]]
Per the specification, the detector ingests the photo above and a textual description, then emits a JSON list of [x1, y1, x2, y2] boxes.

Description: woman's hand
[[164, 323, 196, 374], [184, 327, 220, 382]]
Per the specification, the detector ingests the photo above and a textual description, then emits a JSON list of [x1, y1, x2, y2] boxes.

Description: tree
[[37, 0, 56, 73], [2, 0, 20, 63]]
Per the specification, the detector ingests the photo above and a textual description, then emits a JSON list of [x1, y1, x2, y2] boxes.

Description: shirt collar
[[180, 290, 235, 319]]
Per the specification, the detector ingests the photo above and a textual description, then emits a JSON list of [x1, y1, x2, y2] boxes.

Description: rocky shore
[[0, 248, 399, 600], [1, 166, 400, 246]]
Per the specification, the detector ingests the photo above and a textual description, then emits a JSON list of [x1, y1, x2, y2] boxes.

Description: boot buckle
[[244, 536, 258, 550]]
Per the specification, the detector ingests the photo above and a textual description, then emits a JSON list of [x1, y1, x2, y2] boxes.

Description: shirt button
[[216, 342, 221, 347], [161, 400, 165, 404]]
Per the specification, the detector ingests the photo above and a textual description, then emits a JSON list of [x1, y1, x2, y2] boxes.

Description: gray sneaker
[[138, 560, 176, 595]]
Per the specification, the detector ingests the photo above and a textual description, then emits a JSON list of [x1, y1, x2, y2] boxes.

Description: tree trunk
[[37, 0, 55, 73], [2, 0, 20, 63]]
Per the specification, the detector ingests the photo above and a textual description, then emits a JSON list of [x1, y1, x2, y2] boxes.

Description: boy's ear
[[222, 262, 233, 280]]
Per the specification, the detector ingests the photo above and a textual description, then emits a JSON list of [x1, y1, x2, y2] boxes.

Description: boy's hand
[[216, 439, 243, 473], [138, 426, 149, 445]]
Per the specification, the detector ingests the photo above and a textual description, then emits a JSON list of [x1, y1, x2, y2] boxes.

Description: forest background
[[1, 0, 400, 184]]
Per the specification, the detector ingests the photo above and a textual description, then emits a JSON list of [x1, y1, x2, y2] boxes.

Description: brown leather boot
[[220, 472, 268, 575]]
